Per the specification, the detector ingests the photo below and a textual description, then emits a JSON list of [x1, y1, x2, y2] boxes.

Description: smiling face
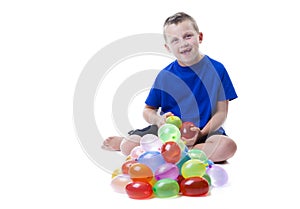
[[164, 20, 203, 67]]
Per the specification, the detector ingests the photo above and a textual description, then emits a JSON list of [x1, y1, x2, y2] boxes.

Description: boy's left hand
[[181, 126, 201, 147]]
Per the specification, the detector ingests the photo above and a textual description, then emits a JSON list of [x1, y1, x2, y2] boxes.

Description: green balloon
[[181, 159, 206, 178], [153, 178, 180, 198], [188, 149, 208, 164], [202, 173, 212, 186], [158, 124, 181, 143]]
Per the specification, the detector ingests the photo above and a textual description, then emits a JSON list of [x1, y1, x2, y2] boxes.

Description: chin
[[179, 59, 195, 67]]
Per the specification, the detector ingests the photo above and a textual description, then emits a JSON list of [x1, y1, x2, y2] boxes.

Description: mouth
[[180, 48, 192, 55]]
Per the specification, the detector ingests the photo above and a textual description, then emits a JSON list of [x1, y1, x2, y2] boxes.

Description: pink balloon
[[130, 146, 145, 159], [140, 134, 163, 152], [111, 174, 132, 193]]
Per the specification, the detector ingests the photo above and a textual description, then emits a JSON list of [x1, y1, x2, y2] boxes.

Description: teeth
[[181, 49, 191, 53], [181, 49, 190, 53]]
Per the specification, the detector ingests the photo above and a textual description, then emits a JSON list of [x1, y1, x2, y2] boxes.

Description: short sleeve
[[145, 87, 161, 108], [218, 66, 238, 101]]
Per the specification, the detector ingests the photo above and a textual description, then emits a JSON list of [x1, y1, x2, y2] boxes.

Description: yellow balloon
[[111, 167, 122, 178], [181, 159, 206, 178]]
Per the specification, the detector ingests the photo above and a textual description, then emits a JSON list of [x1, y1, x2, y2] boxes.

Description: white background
[[1, 0, 300, 208]]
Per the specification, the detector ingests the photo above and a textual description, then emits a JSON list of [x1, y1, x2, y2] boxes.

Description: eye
[[171, 38, 179, 44], [184, 34, 193, 39]]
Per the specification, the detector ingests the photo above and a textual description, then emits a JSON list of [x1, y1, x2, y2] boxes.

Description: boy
[[102, 12, 237, 163]]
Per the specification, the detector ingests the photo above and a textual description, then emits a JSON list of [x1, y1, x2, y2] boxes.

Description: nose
[[180, 39, 189, 48]]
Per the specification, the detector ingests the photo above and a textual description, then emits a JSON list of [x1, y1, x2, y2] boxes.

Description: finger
[[158, 121, 165, 127], [190, 126, 200, 131], [165, 112, 174, 118]]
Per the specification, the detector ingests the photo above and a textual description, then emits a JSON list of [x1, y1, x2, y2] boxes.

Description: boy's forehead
[[164, 21, 196, 37]]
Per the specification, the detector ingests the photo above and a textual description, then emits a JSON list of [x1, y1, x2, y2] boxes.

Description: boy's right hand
[[156, 112, 174, 127], [181, 126, 201, 147]]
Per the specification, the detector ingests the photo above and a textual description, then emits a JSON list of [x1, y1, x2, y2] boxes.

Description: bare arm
[[143, 105, 173, 127], [183, 100, 229, 146], [201, 100, 229, 136]]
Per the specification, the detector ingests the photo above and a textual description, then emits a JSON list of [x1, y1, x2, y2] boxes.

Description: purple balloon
[[155, 163, 179, 180], [206, 165, 228, 187]]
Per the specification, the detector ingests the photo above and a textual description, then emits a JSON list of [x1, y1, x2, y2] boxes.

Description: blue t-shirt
[[145, 55, 237, 135]]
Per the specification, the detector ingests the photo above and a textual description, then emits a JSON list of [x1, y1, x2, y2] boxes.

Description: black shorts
[[128, 125, 159, 137], [195, 130, 227, 144], [128, 125, 226, 144]]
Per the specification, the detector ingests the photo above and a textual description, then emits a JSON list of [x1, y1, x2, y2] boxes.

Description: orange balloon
[[121, 160, 137, 174], [128, 163, 153, 182]]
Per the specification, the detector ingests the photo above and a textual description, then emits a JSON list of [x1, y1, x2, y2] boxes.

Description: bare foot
[[101, 136, 123, 151]]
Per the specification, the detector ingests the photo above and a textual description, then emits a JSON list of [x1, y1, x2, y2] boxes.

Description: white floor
[[1, 1, 300, 208], [94, 142, 298, 209]]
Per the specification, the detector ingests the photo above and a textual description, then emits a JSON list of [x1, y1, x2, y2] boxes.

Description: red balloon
[[180, 122, 197, 139], [176, 175, 184, 193], [161, 141, 181, 163], [125, 181, 153, 199], [180, 177, 209, 196]]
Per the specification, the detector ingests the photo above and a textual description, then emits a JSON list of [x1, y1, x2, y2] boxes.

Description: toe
[[101, 144, 114, 151]]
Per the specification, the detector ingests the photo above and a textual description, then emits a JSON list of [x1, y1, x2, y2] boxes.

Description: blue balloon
[[137, 151, 166, 172]]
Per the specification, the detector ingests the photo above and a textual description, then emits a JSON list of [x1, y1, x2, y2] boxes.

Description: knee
[[205, 135, 237, 162], [120, 135, 141, 156], [215, 136, 237, 162], [224, 137, 237, 158]]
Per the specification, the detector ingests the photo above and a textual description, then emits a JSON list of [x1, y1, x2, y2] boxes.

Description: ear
[[164, 43, 171, 53], [199, 32, 203, 43]]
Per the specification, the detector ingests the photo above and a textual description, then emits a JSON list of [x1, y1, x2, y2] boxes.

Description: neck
[[178, 53, 204, 67]]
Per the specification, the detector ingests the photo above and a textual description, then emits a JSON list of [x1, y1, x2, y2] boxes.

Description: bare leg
[[101, 135, 141, 157], [120, 135, 141, 156], [193, 135, 237, 163], [101, 136, 123, 151]]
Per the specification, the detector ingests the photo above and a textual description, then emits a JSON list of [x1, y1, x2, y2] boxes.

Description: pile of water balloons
[[110, 116, 229, 199]]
